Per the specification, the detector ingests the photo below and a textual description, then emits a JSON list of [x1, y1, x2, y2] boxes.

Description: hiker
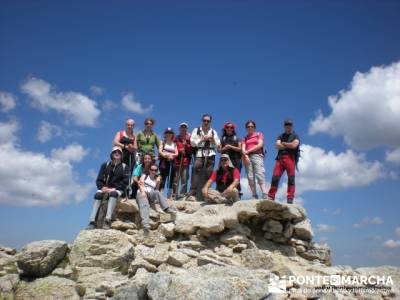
[[131, 153, 154, 199], [267, 119, 300, 204], [172, 122, 192, 199], [113, 118, 137, 174], [242, 120, 268, 199], [202, 154, 240, 204], [137, 163, 177, 231], [158, 127, 178, 198], [136, 117, 160, 161], [187, 114, 220, 201], [87, 146, 130, 229]]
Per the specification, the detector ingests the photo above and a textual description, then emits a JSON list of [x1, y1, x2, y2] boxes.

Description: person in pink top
[[241, 120, 268, 199]]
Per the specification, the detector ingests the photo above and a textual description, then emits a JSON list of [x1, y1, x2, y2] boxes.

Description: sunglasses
[[145, 122, 153, 126], [202, 119, 211, 123], [150, 168, 158, 172], [226, 126, 234, 129], [246, 125, 255, 128], [221, 158, 228, 162], [284, 123, 293, 126]]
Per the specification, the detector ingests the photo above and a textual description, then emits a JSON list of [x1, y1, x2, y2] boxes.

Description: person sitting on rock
[[137, 163, 177, 231], [87, 146, 130, 230], [202, 154, 240, 204], [130, 153, 154, 199]]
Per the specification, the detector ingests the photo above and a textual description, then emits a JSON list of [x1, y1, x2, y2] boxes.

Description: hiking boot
[[165, 207, 177, 215], [287, 199, 293, 204], [143, 224, 150, 234], [252, 194, 259, 199], [262, 193, 268, 200], [86, 221, 96, 230], [185, 195, 196, 202], [103, 219, 112, 230]]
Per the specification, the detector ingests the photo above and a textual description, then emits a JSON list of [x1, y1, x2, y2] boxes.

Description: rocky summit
[[1, 199, 399, 300]]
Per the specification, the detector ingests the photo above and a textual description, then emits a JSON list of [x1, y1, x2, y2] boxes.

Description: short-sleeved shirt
[[242, 132, 264, 154], [133, 164, 144, 178], [277, 131, 300, 157], [209, 168, 240, 184]]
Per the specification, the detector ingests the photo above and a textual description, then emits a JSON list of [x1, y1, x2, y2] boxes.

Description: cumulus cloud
[[21, 77, 101, 127], [90, 85, 105, 96], [0, 119, 19, 145], [383, 240, 400, 249], [37, 121, 62, 143], [309, 62, 400, 150], [51, 143, 89, 163], [102, 100, 118, 112], [353, 217, 383, 229], [297, 144, 385, 193], [0, 122, 91, 206], [121, 92, 153, 115], [386, 148, 400, 165], [0, 91, 16, 112], [316, 224, 336, 233]]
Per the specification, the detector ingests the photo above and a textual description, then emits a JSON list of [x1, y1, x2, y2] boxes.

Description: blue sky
[[1, 0, 400, 267]]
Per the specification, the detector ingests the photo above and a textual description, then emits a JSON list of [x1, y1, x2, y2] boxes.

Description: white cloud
[[386, 148, 400, 165], [332, 208, 342, 216], [21, 77, 101, 127], [395, 227, 400, 238], [51, 143, 89, 163], [90, 85, 105, 96], [383, 240, 400, 249], [0, 91, 16, 112], [121, 92, 153, 115], [297, 144, 385, 193], [353, 217, 383, 229], [309, 62, 400, 150], [37, 121, 62, 143], [316, 224, 336, 233], [0, 120, 19, 145]]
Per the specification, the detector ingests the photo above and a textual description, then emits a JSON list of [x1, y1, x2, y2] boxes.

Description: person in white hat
[[201, 154, 240, 204], [86, 146, 130, 230]]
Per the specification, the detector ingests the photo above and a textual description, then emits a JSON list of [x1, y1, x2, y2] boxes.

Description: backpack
[[104, 161, 127, 184]]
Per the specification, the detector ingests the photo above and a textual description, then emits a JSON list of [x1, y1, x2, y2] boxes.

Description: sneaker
[[252, 194, 259, 199], [86, 221, 96, 230], [287, 199, 293, 204], [165, 207, 177, 215], [185, 195, 196, 202], [262, 193, 268, 200], [103, 219, 111, 230]]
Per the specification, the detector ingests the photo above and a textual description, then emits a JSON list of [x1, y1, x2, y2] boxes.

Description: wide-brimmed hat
[[220, 154, 234, 168]]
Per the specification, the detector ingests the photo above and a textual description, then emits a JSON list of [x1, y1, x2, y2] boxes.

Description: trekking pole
[[174, 152, 184, 201], [166, 159, 173, 204], [126, 153, 132, 200]]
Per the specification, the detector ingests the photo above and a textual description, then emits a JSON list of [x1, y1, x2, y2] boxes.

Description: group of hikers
[[87, 115, 300, 231]]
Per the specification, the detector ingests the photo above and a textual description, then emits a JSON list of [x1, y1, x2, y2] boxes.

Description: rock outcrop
[[1, 199, 399, 300]]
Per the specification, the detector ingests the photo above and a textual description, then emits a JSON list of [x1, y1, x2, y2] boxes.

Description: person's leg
[[205, 156, 215, 180], [159, 162, 168, 192], [105, 190, 121, 221], [136, 191, 150, 227], [226, 188, 240, 203], [167, 161, 174, 198], [283, 155, 296, 203], [89, 191, 104, 223], [179, 166, 189, 195], [245, 156, 257, 197], [189, 157, 203, 195], [150, 190, 170, 210], [267, 159, 284, 200], [252, 154, 267, 197], [172, 166, 179, 197]]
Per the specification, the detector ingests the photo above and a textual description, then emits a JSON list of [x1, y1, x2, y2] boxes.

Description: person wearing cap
[[136, 117, 161, 159], [202, 154, 240, 204], [87, 146, 130, 230], [172, 122, 192, 199], [267, 119, 300, 204], [242, 120, 268, 199], [113, 118, 137, 175], [188, 114, 221, 201], [158, 127, 178, 198]]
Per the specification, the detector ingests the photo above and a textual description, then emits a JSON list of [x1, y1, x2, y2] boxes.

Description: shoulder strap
[[197, 127, 201, 136]]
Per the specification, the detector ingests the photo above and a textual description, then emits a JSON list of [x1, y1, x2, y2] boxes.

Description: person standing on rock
[[158, 127, 178, 199], [136, 117, 161, 161], [242, 120, 268, 199], [87, 146, 130, 230], [173, 122, 192, 199], [267, 119, 300, 204], [202, 154, 240, 204], [113, 118, 137, 175], [137, 163, 177, 231], [186, 114, 220, 201]]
